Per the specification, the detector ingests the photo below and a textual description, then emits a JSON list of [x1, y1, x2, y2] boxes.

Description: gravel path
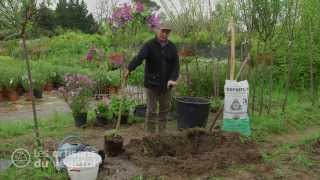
[[0, 92, 71, 122]]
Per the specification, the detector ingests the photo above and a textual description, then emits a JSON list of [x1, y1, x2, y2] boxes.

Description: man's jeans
[[145, 88, 171, 133]]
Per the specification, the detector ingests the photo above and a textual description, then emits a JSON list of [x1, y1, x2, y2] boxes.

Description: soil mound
[[125, 128, 262, 178]]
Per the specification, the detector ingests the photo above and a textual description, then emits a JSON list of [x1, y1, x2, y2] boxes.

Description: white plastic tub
[[63, 152, 102, 180]]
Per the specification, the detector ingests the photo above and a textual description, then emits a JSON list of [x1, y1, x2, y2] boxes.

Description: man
[[125, 23, 179, 133]]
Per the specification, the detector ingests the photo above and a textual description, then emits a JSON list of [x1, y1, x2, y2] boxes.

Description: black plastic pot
[[121, 113, 129, 124], [133, 104, 147, 117], [175, 97, 210, 129], [33, 89, 43, 99], [104, 135, 123, 157], [95, 110, 112, 125], [96, 115, 109, 125], [74, 112, 87, 127]]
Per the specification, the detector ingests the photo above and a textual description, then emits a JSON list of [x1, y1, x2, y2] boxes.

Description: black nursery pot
[[133, 104, 147, 118], [104, 135, 123, 157], [95, 110, 109, 125], [33, 89, 43, 99], [121, 112, 129, 124], [174, 97, 210, 129], [74, 112, 87, 127]]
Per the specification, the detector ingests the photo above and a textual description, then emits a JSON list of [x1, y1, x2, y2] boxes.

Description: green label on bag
[[222, 117, 251, 136]]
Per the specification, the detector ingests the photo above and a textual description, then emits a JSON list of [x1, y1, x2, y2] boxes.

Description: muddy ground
[[1, 94, 320, 179], [124, 129, 262, 179], [90, 124, 264, 180]]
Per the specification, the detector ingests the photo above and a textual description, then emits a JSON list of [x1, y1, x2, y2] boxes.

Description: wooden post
[[229, 17, 236, 80]]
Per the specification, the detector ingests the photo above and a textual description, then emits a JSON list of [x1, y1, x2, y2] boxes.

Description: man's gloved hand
[[167, 80, 177, 89]]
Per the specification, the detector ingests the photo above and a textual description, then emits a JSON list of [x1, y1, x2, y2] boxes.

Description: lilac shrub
[[59, 74, 95, 115]]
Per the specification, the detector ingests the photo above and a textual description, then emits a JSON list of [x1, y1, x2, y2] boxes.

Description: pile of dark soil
[[310, 140, 320, 154], [124, 128, 262, 178]]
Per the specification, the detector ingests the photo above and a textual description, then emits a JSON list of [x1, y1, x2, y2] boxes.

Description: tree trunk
[[21, 4, 42, 151], [267, 45, 274, 114], [252, 39, 260, 116], [282, 43, 291, 113], [259, 41, 267, 115], [308, 23, 315, 105]]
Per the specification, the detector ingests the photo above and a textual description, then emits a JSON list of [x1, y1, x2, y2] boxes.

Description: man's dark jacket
[[128, 37, 179, 92]]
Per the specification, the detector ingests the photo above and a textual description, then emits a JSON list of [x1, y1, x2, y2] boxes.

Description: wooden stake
[[229, 17, 236, 80]]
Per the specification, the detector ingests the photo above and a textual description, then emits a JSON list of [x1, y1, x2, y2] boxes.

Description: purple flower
[[103, 96, 110, 106], [110, 3, 133, 27], [135, 1, 144, 13], [86, 47, 96, 62], [148, 14, 160, 28], [86, 53, 93, 61]]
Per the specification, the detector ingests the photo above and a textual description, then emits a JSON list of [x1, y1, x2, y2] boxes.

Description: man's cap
[[158, 23, 172, 31]]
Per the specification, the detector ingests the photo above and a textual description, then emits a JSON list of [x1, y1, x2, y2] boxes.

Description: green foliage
[[128, 65, 144, 86], [177, 58, 228, 97], [106, 69, 121, 87], [33, 1, 55, 37], [0, 56, 24, 89], [96, 101, 113, 120], [210, 97, 223, 112], [251, 90, 320, 141], [109, 95, 135, 115], [92, 68, 113, 89]]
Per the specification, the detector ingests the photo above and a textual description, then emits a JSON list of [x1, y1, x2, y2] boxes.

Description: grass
[[0, 161, 68, 180], [250, 89, 320, 141], [0, 113, 74, 139], [0, 113, 75, 180]]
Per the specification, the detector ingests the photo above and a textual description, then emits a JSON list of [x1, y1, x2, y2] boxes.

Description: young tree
[[251, 0, 281, 115], [0, 0, 43, 150], [282, 0, 299, 112]]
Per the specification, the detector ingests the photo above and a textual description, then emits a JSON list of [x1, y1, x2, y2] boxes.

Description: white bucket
[[63, 152, 102, 180]]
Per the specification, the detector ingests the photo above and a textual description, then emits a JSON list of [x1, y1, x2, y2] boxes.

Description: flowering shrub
[[59, 74, 95, 115], [86, 47, 95, 62], [147, 13, 161, 28], [84, 45, 106, 63], [135, 1, 144, 13], [108, 1, 160, 29], [108, 52, 124, 65], [96, 96, 113, 120]]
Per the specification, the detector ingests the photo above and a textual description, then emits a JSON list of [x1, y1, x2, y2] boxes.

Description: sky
[[84, 0, 131, 16]]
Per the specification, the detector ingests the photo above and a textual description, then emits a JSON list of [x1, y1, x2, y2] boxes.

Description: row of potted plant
[[95, 96, 135, 125], [0, 57, 127, 102], [59, 73, 135, 127], [0, 59, 62, 102]]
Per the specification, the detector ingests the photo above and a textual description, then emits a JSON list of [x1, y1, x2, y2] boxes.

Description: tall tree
[[35, 1, 55, 35], [55, 0, 97, 34]]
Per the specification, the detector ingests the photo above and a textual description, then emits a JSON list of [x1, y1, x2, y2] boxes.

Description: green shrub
[[0, 56, 24, 89], [128, 65, 144, 86], [96, 100, 114, 120], [106, 69, 121, 87], [109, 95, 135, 116]]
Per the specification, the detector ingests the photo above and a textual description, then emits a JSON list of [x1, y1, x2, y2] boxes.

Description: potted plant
[[108, 95, 134, 124], [32, 71, 46, 99], [0, 80, 4, 102], [95, 97, 113, 125], [106, 69, 121, 95], [59, 74, 95, 127], [21, 72, 46, 99], [3, 68, 20, 101], [93, 69, 112, 95]]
